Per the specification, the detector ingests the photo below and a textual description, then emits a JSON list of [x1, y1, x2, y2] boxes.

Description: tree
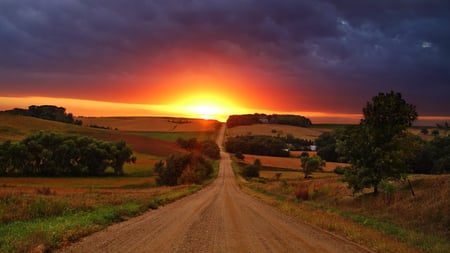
[[337, 91, 418, 194], [235, 151, 245, 160], [110, 140, 136, 176], [315, 131, 339, 162], [421, 128, 429, 135], [300, 155, 325, 178], [155, 153, 190, 186], [242, 159, 261, 178], [154, 153, 214, 186]]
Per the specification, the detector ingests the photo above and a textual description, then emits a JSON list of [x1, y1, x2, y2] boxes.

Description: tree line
[[0, 132, 135, 177], [226, 113, 312, 128], [225, 135, 290, 157], [3, 105, 82, 125]]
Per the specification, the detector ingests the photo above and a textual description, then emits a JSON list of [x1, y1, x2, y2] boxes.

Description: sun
[[191, 105, 221, 120], [168, 93, 244, 122]]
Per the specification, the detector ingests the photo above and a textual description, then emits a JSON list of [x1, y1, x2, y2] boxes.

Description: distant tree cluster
[[436, 122, 450, 130], [176, 138, 220, 160], [0, 132, 135, 177], [410, 135, 450, 174], [4, 105, 82, 125], [282, 134, 313, 151], [225, 135, 290, 157], [154, 153, 214, 185], [226, 113, 312, 128]]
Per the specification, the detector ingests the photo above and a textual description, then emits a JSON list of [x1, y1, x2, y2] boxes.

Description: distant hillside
[[3, 105, 82, 125], [79, 117, 221, 132], [0, 114, 184, 157], [227, 113, 312, 128]]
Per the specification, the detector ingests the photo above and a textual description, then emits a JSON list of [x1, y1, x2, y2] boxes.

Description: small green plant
[[379, 180, 398, 205]]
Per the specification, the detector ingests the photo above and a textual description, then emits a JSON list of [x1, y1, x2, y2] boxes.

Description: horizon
[[1, 95, 449, 126]]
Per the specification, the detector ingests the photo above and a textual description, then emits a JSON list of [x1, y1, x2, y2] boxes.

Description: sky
[[1, 0, 450, 123]]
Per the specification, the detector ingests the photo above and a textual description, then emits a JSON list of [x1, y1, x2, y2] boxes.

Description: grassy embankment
[[233, 161, 449, 253], [0, 114, 221, 252]]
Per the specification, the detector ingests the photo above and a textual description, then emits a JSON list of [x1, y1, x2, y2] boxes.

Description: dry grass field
[[408, 127, 449, 141], [238, 167, 450, 253], [226, 123, 331, 140], [242, 154, 348, 172], [79, 116, 219, 132]]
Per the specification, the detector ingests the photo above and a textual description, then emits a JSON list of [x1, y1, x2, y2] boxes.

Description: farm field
[[0, 113, 219, 157], [130, 131, 216, 142], [79, 116, 220, 132], [242, 154, 348, 172]]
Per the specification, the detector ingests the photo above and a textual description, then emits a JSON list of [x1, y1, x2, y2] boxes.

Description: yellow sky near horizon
[[1, 96, 449, 125]]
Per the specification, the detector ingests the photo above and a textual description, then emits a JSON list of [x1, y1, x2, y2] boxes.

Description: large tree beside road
[[337, 91, 418, 194]]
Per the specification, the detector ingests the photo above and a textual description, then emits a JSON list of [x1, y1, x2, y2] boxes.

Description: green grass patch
[[129, 131, 215, 142], [0, 202, 143, 253]]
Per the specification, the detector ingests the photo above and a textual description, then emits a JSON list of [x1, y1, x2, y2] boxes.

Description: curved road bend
[[61, 124, 371, 253]]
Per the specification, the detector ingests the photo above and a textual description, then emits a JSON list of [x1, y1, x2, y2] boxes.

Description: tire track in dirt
[[60, 124, 372, 253]]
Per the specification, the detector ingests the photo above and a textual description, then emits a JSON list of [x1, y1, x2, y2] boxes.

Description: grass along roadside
[[240, 184, 428, 253], [233, 168, 449, 253], [0, 159, 220, 253], [0, 184, 203, 253]]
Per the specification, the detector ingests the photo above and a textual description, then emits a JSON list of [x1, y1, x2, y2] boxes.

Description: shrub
[[334, 166, 348, 175], [154, 153, 214, 186], [235, 151, 244, 160], [242, 164, 260, 178], [294, 185, 309, 200]]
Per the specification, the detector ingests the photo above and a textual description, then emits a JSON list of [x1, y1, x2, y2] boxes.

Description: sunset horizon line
[[1, 96, 449, 126]]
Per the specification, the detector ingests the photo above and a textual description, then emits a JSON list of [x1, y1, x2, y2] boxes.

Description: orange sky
[[2, 95, 449, 126]]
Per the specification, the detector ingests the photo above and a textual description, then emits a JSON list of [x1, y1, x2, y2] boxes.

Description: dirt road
[[61, 125, 371, 253]]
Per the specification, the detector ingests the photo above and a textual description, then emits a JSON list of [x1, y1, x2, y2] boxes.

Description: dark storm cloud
[[0, 0, 449, 114]]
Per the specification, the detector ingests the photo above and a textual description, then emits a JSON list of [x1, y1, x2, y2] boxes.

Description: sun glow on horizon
[[168, 93, 245, 121]]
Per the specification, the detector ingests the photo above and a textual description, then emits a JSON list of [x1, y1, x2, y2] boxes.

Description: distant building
[[259, 117, 269, 124], [310, 145, 317, 151]]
